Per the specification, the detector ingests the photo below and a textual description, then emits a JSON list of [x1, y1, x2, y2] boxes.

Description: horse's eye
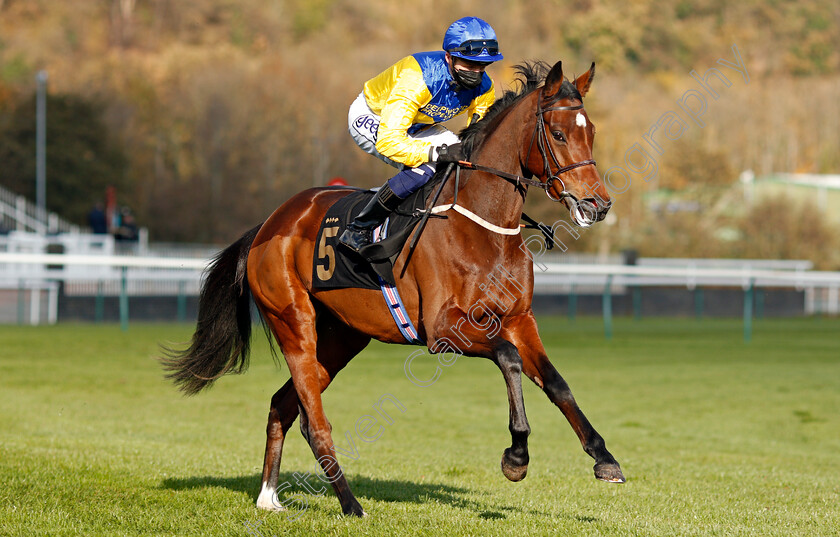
[[552, 131, 566, 142]]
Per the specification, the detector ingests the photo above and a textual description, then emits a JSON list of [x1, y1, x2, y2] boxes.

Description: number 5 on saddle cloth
[[312, 178, 440, 291]]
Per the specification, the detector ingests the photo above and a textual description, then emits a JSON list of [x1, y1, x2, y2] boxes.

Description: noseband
[[457, 87, 596, 202]]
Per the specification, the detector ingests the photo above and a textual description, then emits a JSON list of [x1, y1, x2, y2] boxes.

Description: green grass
[[1, 317, 838, 536]]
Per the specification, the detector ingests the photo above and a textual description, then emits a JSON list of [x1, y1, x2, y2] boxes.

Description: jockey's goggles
[[449, 39, 500, 57]]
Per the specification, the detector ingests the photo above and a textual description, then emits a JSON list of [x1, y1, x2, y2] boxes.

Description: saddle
[[312, 178, 441, 290]]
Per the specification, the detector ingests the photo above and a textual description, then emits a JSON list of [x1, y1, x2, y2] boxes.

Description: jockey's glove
[[430, 143, 464, 163]]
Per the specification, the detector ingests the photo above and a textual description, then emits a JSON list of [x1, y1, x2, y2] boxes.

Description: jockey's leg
[[347, 92, 403, 168], [338, 164, 435, 252], [386, 163, 436, 199], [338, 183, 403, 252]]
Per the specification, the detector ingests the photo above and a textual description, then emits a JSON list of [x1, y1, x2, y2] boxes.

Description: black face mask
[[452, 68, 483, 90]]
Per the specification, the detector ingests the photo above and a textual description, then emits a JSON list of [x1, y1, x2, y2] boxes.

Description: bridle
[[529, 88, 597, 201], [457, 87, 597, 203], [407, 84, 605, 268], [408, 87, 603, 267]]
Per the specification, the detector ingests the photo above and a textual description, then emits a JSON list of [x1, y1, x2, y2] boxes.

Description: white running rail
[[1, 252, 839, 325]]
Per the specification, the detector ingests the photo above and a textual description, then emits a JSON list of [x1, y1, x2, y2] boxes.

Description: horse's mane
[[460, 61, 582, 158]]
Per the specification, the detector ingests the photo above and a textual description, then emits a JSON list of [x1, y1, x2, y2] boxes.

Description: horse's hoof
[[255, 499, 286, 512], [501, 454, 528, 482], [342, 501, 367, 518], [594, 462, 625, 483]]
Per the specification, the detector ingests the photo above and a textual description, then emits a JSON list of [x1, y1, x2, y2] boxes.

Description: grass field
[[1, 316, 838, 536]]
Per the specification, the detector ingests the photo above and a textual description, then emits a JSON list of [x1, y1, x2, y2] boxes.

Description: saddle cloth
[[311, 179, 438, 290]]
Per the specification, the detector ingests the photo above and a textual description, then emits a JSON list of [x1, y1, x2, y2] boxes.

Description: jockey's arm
[[374, 69, 437, 169]]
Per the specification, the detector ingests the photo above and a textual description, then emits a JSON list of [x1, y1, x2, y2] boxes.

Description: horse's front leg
[[429, 302, 531, 481], [492, 341, 531, 482], [504, 312, 625, 483]]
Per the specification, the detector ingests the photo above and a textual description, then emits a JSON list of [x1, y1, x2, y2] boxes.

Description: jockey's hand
[[431, 143, 464, 163]]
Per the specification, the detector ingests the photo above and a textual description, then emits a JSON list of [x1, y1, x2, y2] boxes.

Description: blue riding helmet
[[442, 16, 504, 63]]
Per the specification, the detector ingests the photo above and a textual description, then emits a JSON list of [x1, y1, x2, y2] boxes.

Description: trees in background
[[0, 0, 838, 268], [0, 92, 127, 225]]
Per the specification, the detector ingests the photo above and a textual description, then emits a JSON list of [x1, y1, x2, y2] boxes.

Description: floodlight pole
[[36, 70, 48, 220]]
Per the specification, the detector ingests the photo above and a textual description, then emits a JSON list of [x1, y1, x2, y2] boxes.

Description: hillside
[[0, 0, 838, 267]]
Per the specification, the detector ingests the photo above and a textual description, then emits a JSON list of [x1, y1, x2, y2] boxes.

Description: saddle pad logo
[[316, 226, 340, 282]]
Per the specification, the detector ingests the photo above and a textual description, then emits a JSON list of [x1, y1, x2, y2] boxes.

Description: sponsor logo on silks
[[325, 217, 340, 224], [354, 115, 379, 135], [420, 103, 468, 122]]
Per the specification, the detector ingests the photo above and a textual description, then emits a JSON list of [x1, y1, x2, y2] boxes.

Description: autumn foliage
[[0, 0, 837, 267]]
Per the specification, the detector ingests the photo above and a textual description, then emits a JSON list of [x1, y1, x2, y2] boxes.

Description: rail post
[[603, 275, 613, 341], [694, 288, 704, 320], [119, 266, 129, 331], [95, 280, 104, 323], [17, 279, 25, 325], [743, 278, 755, 343]]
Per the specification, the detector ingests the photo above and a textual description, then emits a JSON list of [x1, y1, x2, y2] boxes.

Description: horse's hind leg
[[258, 305, 369, 516], [256, 378, 296, 511], [505, 313, 625, 483], [257, 313, 370, 511]]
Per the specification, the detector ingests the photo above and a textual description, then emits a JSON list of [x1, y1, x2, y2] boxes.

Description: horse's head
[[522, 61, 610, 227]]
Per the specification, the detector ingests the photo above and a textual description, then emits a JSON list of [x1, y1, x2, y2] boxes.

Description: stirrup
[[339, 228, 372, 253]]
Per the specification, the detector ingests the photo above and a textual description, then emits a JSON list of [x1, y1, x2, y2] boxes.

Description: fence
[[0, 252, 205, 330], [1, 250, 839, 341], [534, 262, 840, 341]]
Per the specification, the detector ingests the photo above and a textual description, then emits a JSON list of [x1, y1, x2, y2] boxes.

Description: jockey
[[339, 16, 504, 252]]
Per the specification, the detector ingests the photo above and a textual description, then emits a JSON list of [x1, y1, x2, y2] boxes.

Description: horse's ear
[[574, 62, 596, 97], [544, 61, 565, 97]]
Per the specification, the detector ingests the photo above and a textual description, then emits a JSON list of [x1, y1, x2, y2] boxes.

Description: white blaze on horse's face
[[576, 112, 587, 128]]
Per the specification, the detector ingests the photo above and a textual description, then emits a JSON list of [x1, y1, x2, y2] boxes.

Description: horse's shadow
[[160, 472, 545, 520]]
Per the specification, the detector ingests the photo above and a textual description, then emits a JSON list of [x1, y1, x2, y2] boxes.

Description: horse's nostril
[[577, 198, 598, 220], [581, 198, 599, 213], [582, 197, 607, 206], [581, 197, 610, 221]]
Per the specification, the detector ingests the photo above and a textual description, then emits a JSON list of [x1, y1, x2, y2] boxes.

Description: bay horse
[[161, 60, 624, 517]]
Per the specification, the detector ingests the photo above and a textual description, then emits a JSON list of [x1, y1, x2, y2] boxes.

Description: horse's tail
[[159, 224, 262, 395]]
